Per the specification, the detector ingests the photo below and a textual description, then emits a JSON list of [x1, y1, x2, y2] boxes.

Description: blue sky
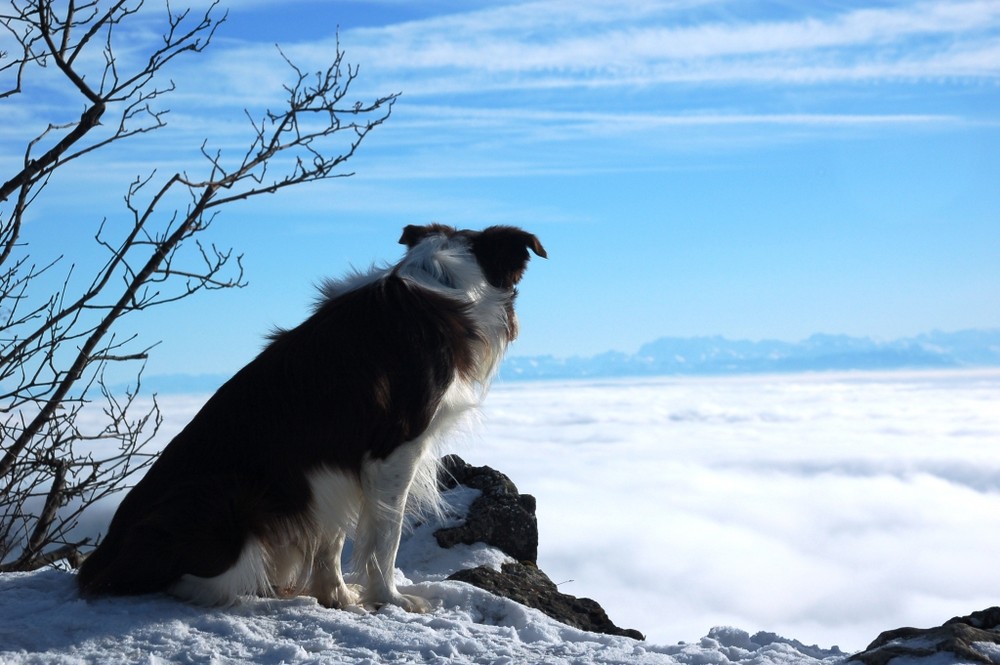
[[5, 0, 1000, 380]]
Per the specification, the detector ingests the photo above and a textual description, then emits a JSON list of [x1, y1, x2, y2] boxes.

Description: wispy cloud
[[164, 0, 999, 106], [391, 105, 962, 132], [167, 0, 992, 181], [7, 0, 997, 187], [328, 0, 1000, 91]]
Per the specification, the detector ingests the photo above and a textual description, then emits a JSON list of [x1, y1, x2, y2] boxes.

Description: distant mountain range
[[499, 329, 1000, 381], [135, 329, 1000, 393]]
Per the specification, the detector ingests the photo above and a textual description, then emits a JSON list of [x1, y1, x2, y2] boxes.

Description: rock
[[851, 607, 1000, 665], [434, 455, 538, 563], [434, 455, 645, 640], [448, 562, 646, 641]]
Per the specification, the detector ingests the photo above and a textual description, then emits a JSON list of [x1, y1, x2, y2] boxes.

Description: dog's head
[[399, 224, 546, 343], [399, 224, 547, 290]]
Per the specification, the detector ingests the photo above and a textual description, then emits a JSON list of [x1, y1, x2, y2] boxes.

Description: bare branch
[[0, 541, 89, 572], [22, 458, 68, 563]]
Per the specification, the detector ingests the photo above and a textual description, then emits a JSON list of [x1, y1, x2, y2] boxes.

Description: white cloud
[[6, 0, 996, 194], [464, 371, 1000, 650], [330, 0, 1000, 90], [391, 105, 960, 133], [151, 0, 996, 104]]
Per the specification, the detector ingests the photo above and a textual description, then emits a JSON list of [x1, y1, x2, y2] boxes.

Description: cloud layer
[[464, 370, 1000, 650]]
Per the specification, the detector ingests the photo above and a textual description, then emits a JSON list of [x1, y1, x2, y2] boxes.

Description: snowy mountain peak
[[502, 329, 1000, 380]]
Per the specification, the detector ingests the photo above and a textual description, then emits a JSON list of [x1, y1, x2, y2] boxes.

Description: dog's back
[[77, 225, 545, 609]]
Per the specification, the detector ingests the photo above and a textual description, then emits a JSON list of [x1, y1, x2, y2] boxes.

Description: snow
[[3, 370, 999, 664], [0, 487, 843, 664], [0, 566, 848, 664]]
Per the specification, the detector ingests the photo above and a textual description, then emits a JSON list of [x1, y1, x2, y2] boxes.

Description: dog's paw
[[315, 582, 362, 610], [396, 592, 433, 614], [362, 590, 432, 614]]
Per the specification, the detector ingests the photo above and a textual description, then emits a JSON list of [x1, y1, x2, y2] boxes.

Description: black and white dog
[[77, 224, 545, 612]]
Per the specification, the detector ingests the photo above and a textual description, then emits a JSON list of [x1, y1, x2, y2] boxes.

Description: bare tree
[[0, 0, 398, 571]]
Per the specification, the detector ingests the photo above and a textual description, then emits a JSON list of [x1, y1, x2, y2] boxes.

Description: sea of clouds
[[465, 370, 1000, 651], [57, 369, 1000, 653]]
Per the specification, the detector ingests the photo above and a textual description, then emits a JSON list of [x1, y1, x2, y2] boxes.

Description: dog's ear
[[472, 226, 547, 289], [399, 223, 456, 249]]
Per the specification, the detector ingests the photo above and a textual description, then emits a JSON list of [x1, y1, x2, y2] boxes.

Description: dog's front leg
[[309, 529, 361, 609], [354, 441, 432, 613]]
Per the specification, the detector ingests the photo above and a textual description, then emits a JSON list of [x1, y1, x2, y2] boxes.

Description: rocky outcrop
[[435, 455, 538, 563], [850, 607, 1000, 665], [449, 562, 645, 640], [434, 455, 644, 640]]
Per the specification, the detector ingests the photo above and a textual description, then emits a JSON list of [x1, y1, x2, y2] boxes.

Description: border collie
[[77, 224, 546, 612]]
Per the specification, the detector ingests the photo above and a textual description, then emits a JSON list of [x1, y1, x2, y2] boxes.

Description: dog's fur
[[77, 224, 545, 612]]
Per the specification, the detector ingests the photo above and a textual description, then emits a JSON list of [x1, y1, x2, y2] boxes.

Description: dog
[[77, 224, 545, 612]]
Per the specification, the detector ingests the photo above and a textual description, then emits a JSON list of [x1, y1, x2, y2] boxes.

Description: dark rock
[[435, 455, 538, 563], [434, 455, 644, 640], [448, 562, 646, 641], [851, 607, 1000, 665]]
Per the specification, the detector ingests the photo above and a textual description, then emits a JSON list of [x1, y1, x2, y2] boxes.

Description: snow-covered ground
[[2, 370, 998, 663], [1, 488, 844, 664]]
